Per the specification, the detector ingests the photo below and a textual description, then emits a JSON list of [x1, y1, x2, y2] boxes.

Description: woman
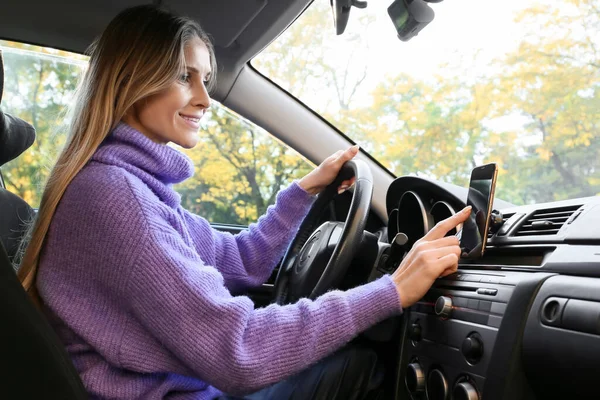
[[17, 5, 469, 399]]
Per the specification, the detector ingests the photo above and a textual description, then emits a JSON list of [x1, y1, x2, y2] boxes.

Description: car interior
[[1, 0, 600, 399]]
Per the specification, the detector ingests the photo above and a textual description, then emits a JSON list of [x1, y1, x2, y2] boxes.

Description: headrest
[[0, 113, 36, 166], [0, 49, 36, 167]]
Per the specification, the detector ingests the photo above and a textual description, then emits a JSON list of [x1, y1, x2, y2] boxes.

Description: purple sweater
[[37, 122, 402, 399]]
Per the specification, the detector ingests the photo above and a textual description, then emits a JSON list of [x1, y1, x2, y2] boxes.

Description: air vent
[[514, 205, 581, 236], [488, 213, 515, 240]]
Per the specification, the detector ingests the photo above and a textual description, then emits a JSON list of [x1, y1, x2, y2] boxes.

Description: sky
[[262, 0, 535, 109], [261, 0, 539, 137], [364, 0, 529, 80]]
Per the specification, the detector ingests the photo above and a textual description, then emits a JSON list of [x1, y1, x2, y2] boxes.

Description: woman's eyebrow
[[186, 66, 211, 77]]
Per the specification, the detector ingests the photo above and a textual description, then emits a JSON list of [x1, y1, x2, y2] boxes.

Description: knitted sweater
[[37, 122, 403, 399]]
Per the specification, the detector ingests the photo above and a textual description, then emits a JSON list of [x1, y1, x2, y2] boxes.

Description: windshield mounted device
[[388, 0, 442, 42]]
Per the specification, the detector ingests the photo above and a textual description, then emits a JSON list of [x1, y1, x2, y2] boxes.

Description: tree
[[254, 0, 600, 205], [176, 105, 313, 224], [181, 0, 374, 224], [1, 40, 83, 206], [489, 0, 600, 203], [1, 40, 313, 225], [3, 0, 599, 215]]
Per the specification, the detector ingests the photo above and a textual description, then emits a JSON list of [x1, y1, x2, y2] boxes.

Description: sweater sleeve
[[183, 181, 315, 292], [126, 223, 402, 396]]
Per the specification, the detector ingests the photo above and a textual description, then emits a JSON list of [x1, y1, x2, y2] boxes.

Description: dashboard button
[[490, 302, 507, 315], [454, 309, 488, 325], [453, 381, 480, 400], [467, 299, 480, 310], [462, 333, 484, 364], [476, 288, 498, 296], [405, 363, 425, 394], [409, 321, 422, 342], [478, 300, 492, 312], [480, 276, 500, 284], [488, 315, 502, 328], [435, 296, 453, 318], [453, 297, 468, 308], [426, 369, 449, 400]]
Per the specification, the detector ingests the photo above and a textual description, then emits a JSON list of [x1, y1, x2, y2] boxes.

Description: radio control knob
[[462, 333, 484, 363], [426, 369, 449, 400], [405, 363, 425, 394], [435, 296, 453, 318], [453, 382, 480, 400], [409, 321, 422, 342]]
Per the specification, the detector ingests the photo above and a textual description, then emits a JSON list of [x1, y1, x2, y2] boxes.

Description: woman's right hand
[[392, 206, 472, 308]]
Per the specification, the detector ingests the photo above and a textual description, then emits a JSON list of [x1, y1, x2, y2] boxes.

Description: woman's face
[[123, 37, 212, 149]]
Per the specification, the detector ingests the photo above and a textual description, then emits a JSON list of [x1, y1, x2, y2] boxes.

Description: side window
[[0, 40, 313, 224], [176, 104, 314, 225], [0, 41, 86, 207]]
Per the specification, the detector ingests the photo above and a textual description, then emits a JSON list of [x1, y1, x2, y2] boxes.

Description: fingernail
[[338, 185, 349, 194], [463, 206, 472, 213], [352, 144, 360, 151]]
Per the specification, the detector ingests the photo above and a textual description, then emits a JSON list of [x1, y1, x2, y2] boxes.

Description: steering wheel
[[273, 159, 373, 304]]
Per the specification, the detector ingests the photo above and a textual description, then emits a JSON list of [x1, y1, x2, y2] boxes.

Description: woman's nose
[[192, 82, 211, 110]]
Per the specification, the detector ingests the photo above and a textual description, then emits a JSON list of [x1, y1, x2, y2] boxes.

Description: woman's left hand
[[298, 145, 360, 196]]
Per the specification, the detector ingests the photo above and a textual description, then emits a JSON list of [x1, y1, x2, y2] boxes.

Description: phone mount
[[489, 209, 504, 234]]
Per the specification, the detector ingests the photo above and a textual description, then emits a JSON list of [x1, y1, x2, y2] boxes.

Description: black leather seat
[[0, 187, 34, 266], [0, 50, 88, 399]]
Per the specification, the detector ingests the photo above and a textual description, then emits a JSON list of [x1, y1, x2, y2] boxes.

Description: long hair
[[16, 4, 217, 301]]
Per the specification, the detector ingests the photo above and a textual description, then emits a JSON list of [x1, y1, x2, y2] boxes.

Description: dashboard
[[373, 176, 600, 400]]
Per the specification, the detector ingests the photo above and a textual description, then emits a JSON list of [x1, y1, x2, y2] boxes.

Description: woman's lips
[[179, 113, 201, 128]]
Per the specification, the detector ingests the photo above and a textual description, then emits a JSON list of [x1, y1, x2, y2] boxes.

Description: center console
[[397, 270, 551, 400], [381, 179, 600, 399]]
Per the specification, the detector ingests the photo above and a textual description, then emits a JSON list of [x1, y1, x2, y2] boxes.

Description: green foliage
[[2, 0, 599, 225], [0, 41, 82, 205], [0, 41, 312, 225], [175, 105, 313, 224], [489, 0, 600, 203], [255, 0, 600, 205]]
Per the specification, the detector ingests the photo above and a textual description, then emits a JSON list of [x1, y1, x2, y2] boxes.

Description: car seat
[[0, 49, 88, 399]]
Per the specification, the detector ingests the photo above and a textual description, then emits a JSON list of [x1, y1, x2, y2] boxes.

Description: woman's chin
[[176, 134, 199, 149]]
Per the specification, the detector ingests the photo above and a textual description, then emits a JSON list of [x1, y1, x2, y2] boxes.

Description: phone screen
[[459, 163, 498, 259]]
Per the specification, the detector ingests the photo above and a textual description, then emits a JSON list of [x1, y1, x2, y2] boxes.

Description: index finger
[[423, 206, 472, 241]]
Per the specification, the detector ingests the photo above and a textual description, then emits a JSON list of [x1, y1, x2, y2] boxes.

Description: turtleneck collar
[[91, 122, 194, 208]]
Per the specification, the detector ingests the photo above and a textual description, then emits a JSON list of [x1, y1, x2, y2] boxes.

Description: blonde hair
[[17, 5, 217, 301]]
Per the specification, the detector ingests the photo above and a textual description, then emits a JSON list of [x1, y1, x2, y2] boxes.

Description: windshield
[[253, 0, 600, 205]]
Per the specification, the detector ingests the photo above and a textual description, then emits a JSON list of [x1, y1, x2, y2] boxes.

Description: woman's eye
[[179, 74, 191, 83]]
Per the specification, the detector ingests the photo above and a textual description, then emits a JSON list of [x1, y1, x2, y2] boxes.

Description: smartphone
[[458, 163, 498, 259]]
